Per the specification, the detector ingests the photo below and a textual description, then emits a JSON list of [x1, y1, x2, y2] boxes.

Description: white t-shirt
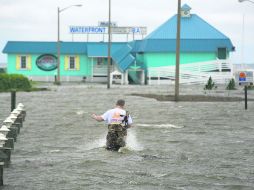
[[101, 107, 133, 125]]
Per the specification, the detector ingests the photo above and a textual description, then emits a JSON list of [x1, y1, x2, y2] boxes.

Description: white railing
[[147, 60, 233, 85], [93, 66, 108, 76]]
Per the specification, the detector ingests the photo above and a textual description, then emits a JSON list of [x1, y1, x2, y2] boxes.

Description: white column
[[148, 69, 150, 85], [91, 57, 94, 82], [141, 70, 145, 85], [158, 72, 160, 85], [121, 73, 124, 85], [124, 70, 129, 85], [110, 72, 113, 85]]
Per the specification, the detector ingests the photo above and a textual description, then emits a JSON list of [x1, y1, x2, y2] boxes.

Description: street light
[[239, 0, 254, 3], [238, 0, 253, 69], [107, 0, 111, 89], [57, 4, 82, 84]]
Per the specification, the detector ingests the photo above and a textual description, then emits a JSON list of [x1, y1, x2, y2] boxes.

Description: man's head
[[116, 99, 125, 107]]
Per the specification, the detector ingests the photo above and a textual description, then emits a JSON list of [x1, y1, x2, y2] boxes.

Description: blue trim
[[2, 41, 87, 54]]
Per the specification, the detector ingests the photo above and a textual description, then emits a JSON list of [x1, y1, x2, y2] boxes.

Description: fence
[[147, 60, 233, 85]]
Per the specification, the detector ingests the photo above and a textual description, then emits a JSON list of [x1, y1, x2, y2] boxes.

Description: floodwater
[[0, 84, 254, 190]]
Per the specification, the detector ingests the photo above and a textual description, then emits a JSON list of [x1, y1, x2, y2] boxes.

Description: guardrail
[[0, 92, 26, 186]]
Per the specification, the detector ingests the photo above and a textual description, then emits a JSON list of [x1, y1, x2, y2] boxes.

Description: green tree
[[204, 76, 216, 90]]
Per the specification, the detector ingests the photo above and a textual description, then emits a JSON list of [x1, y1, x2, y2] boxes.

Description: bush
[[0, 68, 6, 73], [0, 74, 31, 92], [226, 78, 236, 90]]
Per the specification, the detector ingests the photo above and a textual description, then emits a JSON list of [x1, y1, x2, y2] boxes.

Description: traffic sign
[[239, 72, 246, 81], [237, 71, 253, 85]]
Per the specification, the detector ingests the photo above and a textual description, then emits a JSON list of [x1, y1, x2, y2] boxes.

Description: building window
[[96, 57, 113, 66], [21, 56, 27, 69], [64, 55, 79, 71], [16, 55, 31, 70], [69, 56, 75, 69], [97, 57, 103, 66], [217, 48, 227, 59]]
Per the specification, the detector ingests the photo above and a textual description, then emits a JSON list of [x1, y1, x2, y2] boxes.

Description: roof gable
[[145, 14, 230, 40]]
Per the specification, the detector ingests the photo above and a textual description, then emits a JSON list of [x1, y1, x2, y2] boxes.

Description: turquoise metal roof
[[118, 54, 135, 72], [87, 42, 126, 57], [142, 13, 234, 52], [110, 44, 135, 72], [2, 41, 87, 54], [112, 44, 132, 63], [128, 40, 143, 53], [145, 14, 231, 40]]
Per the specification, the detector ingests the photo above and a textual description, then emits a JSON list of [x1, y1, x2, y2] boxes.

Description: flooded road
[[0, 84, 254, 189]]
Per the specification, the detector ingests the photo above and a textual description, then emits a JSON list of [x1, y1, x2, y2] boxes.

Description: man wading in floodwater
[[91, 99, 133, 151]]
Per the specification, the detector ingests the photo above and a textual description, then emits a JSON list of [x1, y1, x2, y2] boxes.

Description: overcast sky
[[0, 0, 253, 64]]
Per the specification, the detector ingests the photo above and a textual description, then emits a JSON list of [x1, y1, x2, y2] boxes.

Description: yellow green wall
[[7, 54, 92, 76]]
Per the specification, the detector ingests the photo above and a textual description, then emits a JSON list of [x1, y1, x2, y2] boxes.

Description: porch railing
[[147, 60, 233, 85]]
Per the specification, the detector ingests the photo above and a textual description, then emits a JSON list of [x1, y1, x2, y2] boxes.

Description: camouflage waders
[[106, 124, 127, 151]]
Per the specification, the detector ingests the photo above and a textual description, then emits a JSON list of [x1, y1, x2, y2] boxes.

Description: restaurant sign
[[36, 54, 57, 71], [69, 26, 147, 35]]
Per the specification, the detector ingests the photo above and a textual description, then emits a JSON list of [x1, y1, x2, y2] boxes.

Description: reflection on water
[[0, 84, 254, 189], [136, 123, 184, 129]]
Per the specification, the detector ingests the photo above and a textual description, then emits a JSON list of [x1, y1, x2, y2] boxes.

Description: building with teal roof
[[2, 4, 234, 84]]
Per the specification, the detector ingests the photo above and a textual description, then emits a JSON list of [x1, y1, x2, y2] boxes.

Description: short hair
[[116, 99, 125, 107]]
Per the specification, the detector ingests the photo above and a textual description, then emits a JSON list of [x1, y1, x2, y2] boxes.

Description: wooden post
[[245, 85, 248, 110], [11, 90, 16, 111]]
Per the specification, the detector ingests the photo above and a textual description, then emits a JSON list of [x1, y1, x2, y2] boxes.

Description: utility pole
[[107, 0, 112, 89], [57, 7, 60, 84], [175, 0, 181, 101]]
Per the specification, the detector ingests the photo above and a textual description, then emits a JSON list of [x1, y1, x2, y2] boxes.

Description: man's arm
[[91, 114, 104, 122]]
